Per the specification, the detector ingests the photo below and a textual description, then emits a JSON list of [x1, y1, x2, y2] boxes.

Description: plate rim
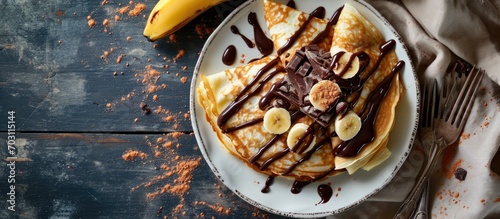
[[189, 0, 420, 217]]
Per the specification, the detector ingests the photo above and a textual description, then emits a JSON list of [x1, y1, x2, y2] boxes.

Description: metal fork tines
[[435, 66, 485, 145]]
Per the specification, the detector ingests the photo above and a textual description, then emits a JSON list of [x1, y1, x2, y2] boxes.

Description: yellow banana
[[144, 0, 228, 41]]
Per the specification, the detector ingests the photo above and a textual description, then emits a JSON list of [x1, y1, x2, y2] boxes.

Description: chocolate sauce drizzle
[[248, 12, 274, 56], [217, 58, 281, 128], [261, 175, 275, 193], [277, 7, 326, 55], [230, 25, 255, 48], [335, 60, 405, 157], [310, 6, 343, 45], [286, 0, 296, 9], [217, 6, 405, 195]]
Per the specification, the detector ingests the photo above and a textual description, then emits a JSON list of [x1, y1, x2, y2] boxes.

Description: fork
[[412, 63, 463, 219], [393, 78, 439, 219], [411, 78, 439, 219], [394, 66, 484, 219], [435, 65, 484, 154]]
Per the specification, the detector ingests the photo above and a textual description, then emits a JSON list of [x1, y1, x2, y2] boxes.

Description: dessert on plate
[[197, 0, 404, 184]]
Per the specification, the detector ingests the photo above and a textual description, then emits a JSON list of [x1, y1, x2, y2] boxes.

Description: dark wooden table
[[0, 0, 292, 218]]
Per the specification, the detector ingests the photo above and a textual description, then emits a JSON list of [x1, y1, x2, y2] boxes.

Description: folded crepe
[[329, 4, 401, 173], [197, 56, 339, 181], [263, 0, 335, 66], [197, 1, 403, 181]]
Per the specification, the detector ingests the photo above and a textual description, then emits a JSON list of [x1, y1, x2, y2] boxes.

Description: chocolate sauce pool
[[222, 45, 236, 65], [317, 184, 333, 204], [248, 12, 274, 56], [215, 5, 405, 198]]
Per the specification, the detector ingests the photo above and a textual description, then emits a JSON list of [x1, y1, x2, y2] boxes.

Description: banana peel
[[144, 0, 228, 41]]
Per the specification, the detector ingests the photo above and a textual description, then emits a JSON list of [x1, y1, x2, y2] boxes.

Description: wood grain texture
[[0, 133, 288, 218]]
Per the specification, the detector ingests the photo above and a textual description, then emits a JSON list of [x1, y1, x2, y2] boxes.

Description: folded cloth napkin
[[328, 0, 500, 218]]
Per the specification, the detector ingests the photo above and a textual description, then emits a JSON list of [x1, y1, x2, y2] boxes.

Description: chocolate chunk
[[296, 62, 312, 77], [139, 102, 151, 115], [454, 167, 467, 181], [286, 50, 304, 73], [275, 46, 343, 127]]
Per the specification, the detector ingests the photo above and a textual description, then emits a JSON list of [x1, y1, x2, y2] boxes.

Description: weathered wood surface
[[0, 0, 289, 218], [0, 133, 284, 218]]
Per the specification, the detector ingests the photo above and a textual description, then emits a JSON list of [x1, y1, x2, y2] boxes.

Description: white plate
[[190, 0, 419, 217]]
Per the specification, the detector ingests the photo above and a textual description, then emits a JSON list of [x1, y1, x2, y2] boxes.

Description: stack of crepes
[[197, 0, 403, 181]]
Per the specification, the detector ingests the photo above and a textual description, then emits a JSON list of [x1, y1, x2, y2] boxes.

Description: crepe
[[197, 56, 339, 180], [329, 4, 401, 173], [197, 1, 403, 181], [263, 0, 335, 66]]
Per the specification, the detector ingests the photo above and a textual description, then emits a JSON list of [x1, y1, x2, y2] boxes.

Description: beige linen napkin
[[329, 0, 500, 218]]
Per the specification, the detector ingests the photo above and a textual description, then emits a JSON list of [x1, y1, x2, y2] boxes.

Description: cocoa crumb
[[162, 141, 173, 148], [180, 76, 188, 84], [117, 54, 125, 63], [128, 3, 146, 17], [169, 34, 177, 42], [122, 149, 148, 161], [156, 137, 164, 143], [195, 24, 204, 38], [147, 85, 158, 94], [163, 115, 174, 122], [88, 19, 96, 28], [174, 49, 185, 62], [169, 132, 184, 139], [117, 6, 130, 14], [101, 51, 110, 59]]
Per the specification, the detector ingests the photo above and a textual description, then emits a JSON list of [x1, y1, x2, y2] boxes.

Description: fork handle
[[393, 141, 444, 219], [413, 180, 429, 219]]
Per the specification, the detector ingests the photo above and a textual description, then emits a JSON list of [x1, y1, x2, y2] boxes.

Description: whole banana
[[143, 0, 228, 41]]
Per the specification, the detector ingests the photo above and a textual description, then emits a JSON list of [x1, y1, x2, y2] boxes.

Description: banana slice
[[331, 49, 359, 79], [263, 107, 291, 134], [286, 123, 316, 154], [309, 80, 342, 111], [335, 110, 362, 141]]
